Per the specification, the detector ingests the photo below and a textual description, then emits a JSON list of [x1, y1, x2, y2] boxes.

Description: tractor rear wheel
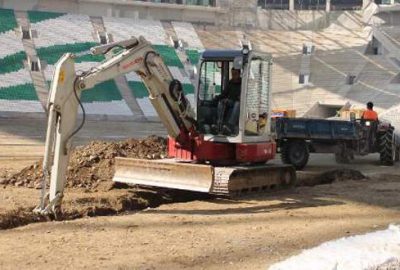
[[281, 140, 309, 170], [379, 127, 395, 166]]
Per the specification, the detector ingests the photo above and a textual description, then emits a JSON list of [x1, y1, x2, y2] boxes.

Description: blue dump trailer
[[274, 117, 400, 170]]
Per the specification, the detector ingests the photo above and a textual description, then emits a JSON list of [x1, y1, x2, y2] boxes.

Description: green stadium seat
[[0, 83, 39, 101], [185, 49, 200, 65], [81, 80, 122, 103], [0, 51, 26, 74], [183, 83, 195, 94], [153, 45, 184, 68], [0, 9, 18, 34], [36, 43, 105, 65], [127, 81, 148, 99], [27, 10, 65, 24]]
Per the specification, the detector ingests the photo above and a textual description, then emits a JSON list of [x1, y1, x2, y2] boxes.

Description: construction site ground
[[1, 118, 400, 270]]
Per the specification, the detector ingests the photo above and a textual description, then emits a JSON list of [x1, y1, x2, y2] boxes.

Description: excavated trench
[[0, 136, 366, 230]]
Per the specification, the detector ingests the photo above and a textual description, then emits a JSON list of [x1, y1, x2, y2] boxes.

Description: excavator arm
[[35, 36, 196, 215]]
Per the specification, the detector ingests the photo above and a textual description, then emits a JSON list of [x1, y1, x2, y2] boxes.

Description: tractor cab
[[196, 48, 273, 144]]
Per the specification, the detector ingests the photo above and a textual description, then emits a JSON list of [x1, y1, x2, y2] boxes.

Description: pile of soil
[[317, 169, 366, 184], [1, 135, 167, 189], [301, 169, 366, 186]]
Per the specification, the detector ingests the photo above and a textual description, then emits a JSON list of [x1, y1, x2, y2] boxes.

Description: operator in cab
[[361, 101, 378, 121], [213, 67, 242, 135]]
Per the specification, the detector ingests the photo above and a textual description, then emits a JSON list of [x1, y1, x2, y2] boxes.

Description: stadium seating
[[125, 69, 195, 117], [152, 45, 184, 68], [79, 80, 133, 116], [185, 49, 200, 65], [100, 16, 195, 116], [0, 69, 32, 88], [0, 9, 44, 113], [0, 9, 25, 73], [103, 17, 167, 45], [216, 26, 399, 116], [27, 10, 64, 24], [0, 83, 38, 101], [0, 6, 398, 121], [376, 25, 400, 53], [0, 51, 26, 74], [31, 13, 94, 48], [172, 22, 204, 50], [27, 11, 137, 117], [0, 9, 18, 34], [345, 56, 400, 109], [36, 43, 104, 66]]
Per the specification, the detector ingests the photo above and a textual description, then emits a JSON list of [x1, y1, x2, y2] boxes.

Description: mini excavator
[[35, 36, 296, 215]]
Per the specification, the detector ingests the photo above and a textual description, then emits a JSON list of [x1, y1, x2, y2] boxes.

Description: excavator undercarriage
[[114, 158, 296, 196]]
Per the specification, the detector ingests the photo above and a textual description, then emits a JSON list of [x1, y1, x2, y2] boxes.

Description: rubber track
[[211, 165, 296, 196]]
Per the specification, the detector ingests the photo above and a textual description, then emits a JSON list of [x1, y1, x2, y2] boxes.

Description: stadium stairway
[[0, 9, 44, 115], [374, 25, 400, 60], [172, 21, 204, 85], [92, 16, 146, 120], [162, 21, 195, 85], [14, 10, 49, 111], [346, 55, 400, 110]]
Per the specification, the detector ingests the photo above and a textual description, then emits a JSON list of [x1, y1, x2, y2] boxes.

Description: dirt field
[[1, 118, 400, 270]]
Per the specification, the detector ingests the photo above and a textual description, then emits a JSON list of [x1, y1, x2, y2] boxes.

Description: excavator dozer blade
[[113, 157, 296, 196], [113, 158, 214, 192]]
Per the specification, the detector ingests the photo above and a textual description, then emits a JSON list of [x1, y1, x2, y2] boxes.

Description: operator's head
[[231, 68, 241, 82], [367, 101, 374, 110]]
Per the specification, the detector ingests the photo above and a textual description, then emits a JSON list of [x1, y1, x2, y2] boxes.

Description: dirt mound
[[2, 135, 166, 189], [301, 169, 366, 186]]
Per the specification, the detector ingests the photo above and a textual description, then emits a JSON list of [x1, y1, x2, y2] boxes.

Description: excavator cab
[[196, 49, 273, 144]]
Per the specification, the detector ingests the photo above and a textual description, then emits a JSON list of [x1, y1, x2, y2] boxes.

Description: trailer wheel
[[379, 127, 395, 166], [281, 140, 309, 170]]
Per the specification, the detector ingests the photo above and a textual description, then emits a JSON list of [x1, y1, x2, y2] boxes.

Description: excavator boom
[[35, 37, 196, 214]]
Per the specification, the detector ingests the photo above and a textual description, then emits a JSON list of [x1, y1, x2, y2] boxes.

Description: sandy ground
[[1, 118, 400, 270]]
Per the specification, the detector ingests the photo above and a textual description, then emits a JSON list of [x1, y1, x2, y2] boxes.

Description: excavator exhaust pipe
[[113, 157, 296, 196]]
